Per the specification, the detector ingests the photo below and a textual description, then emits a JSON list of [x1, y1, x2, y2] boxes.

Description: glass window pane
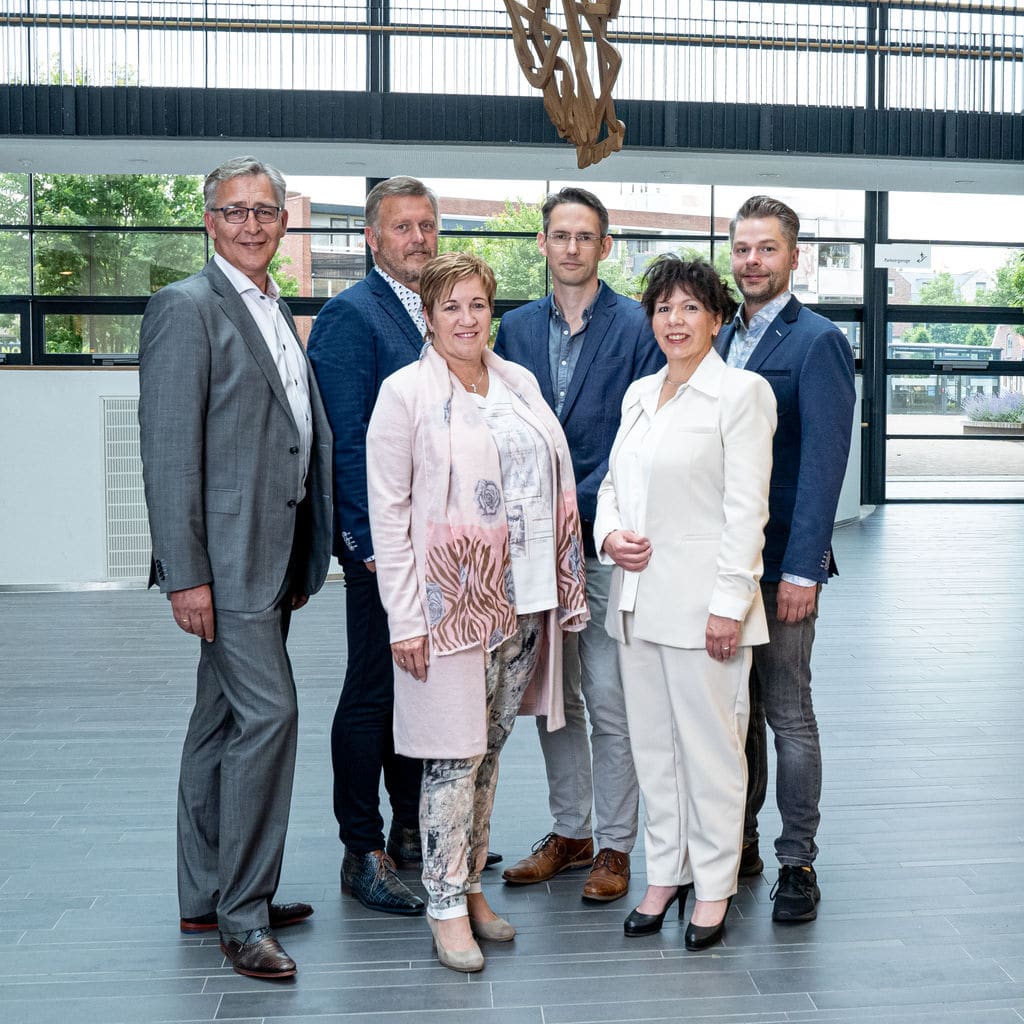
[[0, 174, 29, 225], [617, 240, 717, 301], [797, 242, 864, 303], [713, 186, 865, 239], [33, 174, 204, 228], [0, 230, 31, 293], [282, 232, 366, 300], [888, 247, 1023, 309], [549, 182, 715, 236], [0, 312, 22, 357], [34, 232, 206, 296], [833, 321, 862, 361], [888, 319, 1022, 361], [889, 193, 1024, 246], [887, 372, 1024, 499], [440, 235, 548, 302], [207, 31, 366, 90], [44, 313, 144, 356]]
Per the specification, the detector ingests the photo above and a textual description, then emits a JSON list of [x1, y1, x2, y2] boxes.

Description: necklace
[[457, 366, 487, 392], [664, 376, 688, 386]]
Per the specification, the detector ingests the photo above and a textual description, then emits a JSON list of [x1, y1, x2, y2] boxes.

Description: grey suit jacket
[[138, 259, 333, 613]]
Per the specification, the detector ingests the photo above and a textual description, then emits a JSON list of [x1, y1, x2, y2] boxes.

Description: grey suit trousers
[[176, 596, 298, 935], [535, 557, 639, 852]]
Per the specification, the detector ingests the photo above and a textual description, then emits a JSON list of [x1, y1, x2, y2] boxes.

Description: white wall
[[1, 368, 141, 587]]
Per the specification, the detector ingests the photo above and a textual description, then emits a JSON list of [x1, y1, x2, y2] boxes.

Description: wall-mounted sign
[[875, 243, 932, 268]]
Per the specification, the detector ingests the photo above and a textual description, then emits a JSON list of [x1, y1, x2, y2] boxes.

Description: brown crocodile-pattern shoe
[[502, 833, 594, 885], [220, 928, 297, 979], [581, 848, 631, 902]]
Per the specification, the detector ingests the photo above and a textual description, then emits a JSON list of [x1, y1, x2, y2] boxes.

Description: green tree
[[986, 251, 1024, 334], [0, 173, 31, 294], [910, 270, 993, 348], [918, 270, 961, 307]]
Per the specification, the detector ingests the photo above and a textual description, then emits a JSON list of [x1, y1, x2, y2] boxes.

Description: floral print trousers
[[420, 612, 544, 918]]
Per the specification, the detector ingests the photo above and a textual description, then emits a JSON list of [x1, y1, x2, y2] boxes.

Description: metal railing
[[2, 1, 1021, 114]]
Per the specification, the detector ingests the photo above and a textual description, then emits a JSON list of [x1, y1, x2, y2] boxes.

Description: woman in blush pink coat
[[366, 252, 588, 974]]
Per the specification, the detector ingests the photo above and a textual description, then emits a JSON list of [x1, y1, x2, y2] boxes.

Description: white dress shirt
[[213, 253, 312, 498]]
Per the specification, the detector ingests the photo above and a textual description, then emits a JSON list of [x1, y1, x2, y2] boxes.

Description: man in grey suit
[[138, 156, 333, 979]]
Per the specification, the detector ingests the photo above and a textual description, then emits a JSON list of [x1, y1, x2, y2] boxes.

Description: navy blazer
[[716, 296, 856, 584], [307, 269, 424, 563], [494, 282, 663, 555]]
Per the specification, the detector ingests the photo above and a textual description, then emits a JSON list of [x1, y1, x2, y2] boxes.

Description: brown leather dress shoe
[[181, 901, 314, 934], [582, 848, 630, 902], [220, 928, 296, 979], [502, 833, 594, 885]]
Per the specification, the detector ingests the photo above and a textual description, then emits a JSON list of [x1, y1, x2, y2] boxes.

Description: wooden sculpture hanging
[[503, 1, 626, 169]]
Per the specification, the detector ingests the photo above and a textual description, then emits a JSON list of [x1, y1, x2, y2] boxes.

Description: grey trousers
[[176, 598, 298, 935], [421, 613, 543, 918], [535, 557, 639, 853], [744, 581, 822, 866]]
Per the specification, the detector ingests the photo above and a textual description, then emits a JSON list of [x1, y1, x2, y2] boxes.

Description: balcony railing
[[1, 1, 1021, 115]]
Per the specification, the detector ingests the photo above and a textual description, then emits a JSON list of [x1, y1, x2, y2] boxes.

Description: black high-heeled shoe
[[684, 895, 733, 950], [623, 884, 691, 937]]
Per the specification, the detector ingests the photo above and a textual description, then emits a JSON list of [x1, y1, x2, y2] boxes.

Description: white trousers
[[619, 617, 752, 902]]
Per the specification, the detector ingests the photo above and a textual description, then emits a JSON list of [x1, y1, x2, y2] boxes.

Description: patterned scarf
[[418, 342, 588, 656]]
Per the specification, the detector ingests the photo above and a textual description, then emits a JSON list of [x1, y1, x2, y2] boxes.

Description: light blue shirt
[[725, 290, 792, 370], [548, 289, 600, 416]]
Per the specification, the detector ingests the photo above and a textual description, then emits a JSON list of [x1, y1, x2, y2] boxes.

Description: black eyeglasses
[[210, 205, 283, 224]]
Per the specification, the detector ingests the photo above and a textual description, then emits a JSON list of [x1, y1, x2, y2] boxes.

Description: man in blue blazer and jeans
[[715, 195, 856, 922], [495, 187, 662, 903], [308, 176, 439, 917]]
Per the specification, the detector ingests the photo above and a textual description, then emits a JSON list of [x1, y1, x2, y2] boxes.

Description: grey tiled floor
[[1, 504, 1023, 1023]]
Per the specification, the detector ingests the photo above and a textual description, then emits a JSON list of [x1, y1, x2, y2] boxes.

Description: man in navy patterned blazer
[[715, 195, 856, 923], [308, 176, 438, 917]]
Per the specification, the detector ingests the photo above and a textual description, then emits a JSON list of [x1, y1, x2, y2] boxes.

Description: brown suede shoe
[[502, 833, 594, 885], [220, 928, 296, 979], [581, 848, 630, 902]]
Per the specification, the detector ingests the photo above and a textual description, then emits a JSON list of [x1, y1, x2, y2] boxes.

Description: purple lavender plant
[[962, 391, 1024, 423]]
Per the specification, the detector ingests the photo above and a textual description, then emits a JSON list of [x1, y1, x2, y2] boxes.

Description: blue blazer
[[716, 296, 856, 583], [307, 269, 424, 563], [494, 282, 663, 555]]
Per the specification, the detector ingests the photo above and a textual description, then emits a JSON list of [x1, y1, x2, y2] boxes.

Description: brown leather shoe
[[502, 833, 594, 885], [220, 928, 296, 979], [181, 901, 313, 934], [582, 848, 631, 902]]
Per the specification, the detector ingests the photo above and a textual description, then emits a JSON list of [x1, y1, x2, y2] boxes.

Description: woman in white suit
[[594, 255, 777, 950]]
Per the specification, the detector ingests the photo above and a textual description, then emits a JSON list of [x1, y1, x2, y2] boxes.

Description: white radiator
[[102, 396, 151, 580]]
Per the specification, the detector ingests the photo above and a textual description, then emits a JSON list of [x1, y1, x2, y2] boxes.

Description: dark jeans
[[332, 559, 422, 853], [744, 580, 822, 867]]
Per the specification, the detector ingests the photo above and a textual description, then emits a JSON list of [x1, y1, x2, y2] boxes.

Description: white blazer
[[594, 349, 777, 650]]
